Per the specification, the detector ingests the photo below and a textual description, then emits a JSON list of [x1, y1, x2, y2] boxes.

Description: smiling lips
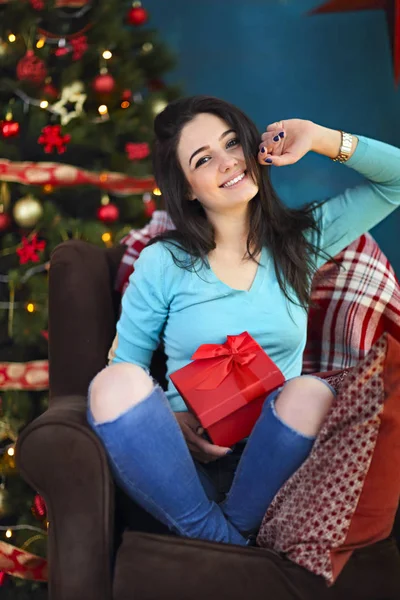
[[220, 171, 247, 188]]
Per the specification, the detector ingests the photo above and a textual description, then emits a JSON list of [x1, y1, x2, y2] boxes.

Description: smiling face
[[177, 112, 259, 218]]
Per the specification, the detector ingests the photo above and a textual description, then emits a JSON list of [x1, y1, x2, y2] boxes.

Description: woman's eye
[[194, 138, 240, 168], [195, 156, 210, 168], [227, 138, 240, 148]]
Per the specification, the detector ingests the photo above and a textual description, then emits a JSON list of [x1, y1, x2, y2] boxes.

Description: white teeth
[[222, 172, 245, 188]]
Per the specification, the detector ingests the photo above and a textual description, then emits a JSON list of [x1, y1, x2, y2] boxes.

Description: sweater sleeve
[[313, 135, 400, 267], [111, 242, 169, 370]]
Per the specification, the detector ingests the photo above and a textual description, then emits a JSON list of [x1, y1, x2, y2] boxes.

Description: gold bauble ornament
[[13, 195, 43, 227]]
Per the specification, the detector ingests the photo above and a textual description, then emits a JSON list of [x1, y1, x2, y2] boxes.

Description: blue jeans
[[87, 378, 333, 546]]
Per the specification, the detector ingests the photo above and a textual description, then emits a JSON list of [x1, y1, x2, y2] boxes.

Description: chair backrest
[[48, 240, 125, 400]]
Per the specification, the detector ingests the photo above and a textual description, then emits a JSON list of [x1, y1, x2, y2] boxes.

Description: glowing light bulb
[[39, 100, 49, 109], [36, 37, 45, 49], [5, 530, 12, 538], [153, 187, 162, 196], [102, 50, 112, 60], [26, 303, 35, 313], [152, 99, 168, 116], [98, 105, 108, 115], [121, 101, 130, 109], [102, 232, 112, 243], [8, 34, 16, 43], [7, 447, 14, 457]]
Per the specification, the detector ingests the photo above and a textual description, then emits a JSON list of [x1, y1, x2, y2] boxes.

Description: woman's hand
[[257, 119, 349, 167], [257, 119, 315, 167], [175, 411, 232, 464]]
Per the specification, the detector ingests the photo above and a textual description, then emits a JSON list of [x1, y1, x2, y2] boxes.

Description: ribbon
[[191, 332, 258, 389], [189, 332, 269, 406]]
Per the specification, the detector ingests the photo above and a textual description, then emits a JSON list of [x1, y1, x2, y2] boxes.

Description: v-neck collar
[[204, 246, 268, 297]]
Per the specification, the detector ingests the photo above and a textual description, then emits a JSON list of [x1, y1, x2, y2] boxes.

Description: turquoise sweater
[[111, 136, 400, 412]]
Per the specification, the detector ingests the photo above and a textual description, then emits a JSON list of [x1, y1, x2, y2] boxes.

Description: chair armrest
[[16, 395, 114, 600]]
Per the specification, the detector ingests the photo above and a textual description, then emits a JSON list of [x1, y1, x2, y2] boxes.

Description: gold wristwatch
[[333, 131, 353, 163]]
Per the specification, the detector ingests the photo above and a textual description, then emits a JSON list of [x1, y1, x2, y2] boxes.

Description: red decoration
[[127, 5, 149, 26], [32, 494, 47, 520], [144, 197, 156, 217], [16, 50, 47, 85], [0, 120, 20, 138], [30, 0, 45, 8], [310, 1, 400, 83], [122, 89, 132, 101], [54, 46, 70, 57], [0, 213, 11, 231], [126, 142, 150, 160], [38, 125, 71, 154], [97, 203, 119, 223], [0, 571, 7, 586], [16, 234, 46, 265], [0, 541, 47, 581], [70, 34, 88, 61], [0, 159, 156, 195], [170, 332, 284, 447], [42, 83, 59, 99], [0, 360, 49, 391], [92, 73, 116, 94]]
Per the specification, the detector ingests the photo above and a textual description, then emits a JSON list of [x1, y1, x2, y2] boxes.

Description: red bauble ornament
[[42, 83, 59, 99], [0, 120, 20, 138], [97, 203, 119, 223], [16, 50, 47, 85], [144, 198, 156, 217], [127, 6, 148, 26], [30, 0, 45, 9], [122, 89, 132, 101], [92, 73, 116, 94], [32, 494, 47, 520], [0, 213, 11, 231], [126, 142, 150, 160]]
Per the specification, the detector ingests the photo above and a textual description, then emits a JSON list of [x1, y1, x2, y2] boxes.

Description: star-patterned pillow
[[257, 333, 400, 585]]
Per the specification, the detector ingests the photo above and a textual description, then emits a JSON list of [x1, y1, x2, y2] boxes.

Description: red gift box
[[170, 331, 285, 447]]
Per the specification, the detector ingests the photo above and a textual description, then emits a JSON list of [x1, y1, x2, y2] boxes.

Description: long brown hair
[[149, 95, 330, 309]]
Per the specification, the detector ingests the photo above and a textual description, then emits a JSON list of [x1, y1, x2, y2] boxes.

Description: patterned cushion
[[303, 233, 400, 373], [256, 333, 400, 585]]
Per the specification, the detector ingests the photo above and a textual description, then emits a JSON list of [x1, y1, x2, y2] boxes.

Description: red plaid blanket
[[303, 233, 400, 373], [115, 210, 175, 295], [115, 213, 400, 372]]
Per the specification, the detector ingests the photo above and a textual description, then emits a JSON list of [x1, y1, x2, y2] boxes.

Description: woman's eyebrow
[[189, 129, 235, 166]]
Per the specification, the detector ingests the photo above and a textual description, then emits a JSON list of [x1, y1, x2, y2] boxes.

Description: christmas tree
[[0, 0, 180, 594]]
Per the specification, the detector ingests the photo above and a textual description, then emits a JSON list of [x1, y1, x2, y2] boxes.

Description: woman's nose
[[219, 153, 238, 172]]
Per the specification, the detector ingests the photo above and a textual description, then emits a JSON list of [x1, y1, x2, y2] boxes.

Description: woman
[[88, 96, 400, 547]]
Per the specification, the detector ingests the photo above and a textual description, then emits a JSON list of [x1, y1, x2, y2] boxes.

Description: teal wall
[[145, 0, 400, 272]]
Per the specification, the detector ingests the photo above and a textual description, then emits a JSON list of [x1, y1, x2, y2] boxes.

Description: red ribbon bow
[[188, 331, 272, 411]]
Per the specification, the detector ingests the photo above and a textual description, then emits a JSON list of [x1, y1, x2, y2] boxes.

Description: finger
[[265, 120, 284, 133], [260, 152, 297, 167], [185, 427, 231, 457], [186, 442, 218, 464], [261, 130, 285, 144], [182, 412, 202, 432]]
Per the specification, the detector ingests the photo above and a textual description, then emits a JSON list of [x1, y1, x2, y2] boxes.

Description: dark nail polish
[[279, 131, 285, 138], [273, 135, 279, 142], [265, 158, 273, 163], [261, 146, 265, 153]]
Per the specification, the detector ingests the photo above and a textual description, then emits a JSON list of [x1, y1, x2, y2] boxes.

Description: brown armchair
[[16, 240, 400, 600]]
